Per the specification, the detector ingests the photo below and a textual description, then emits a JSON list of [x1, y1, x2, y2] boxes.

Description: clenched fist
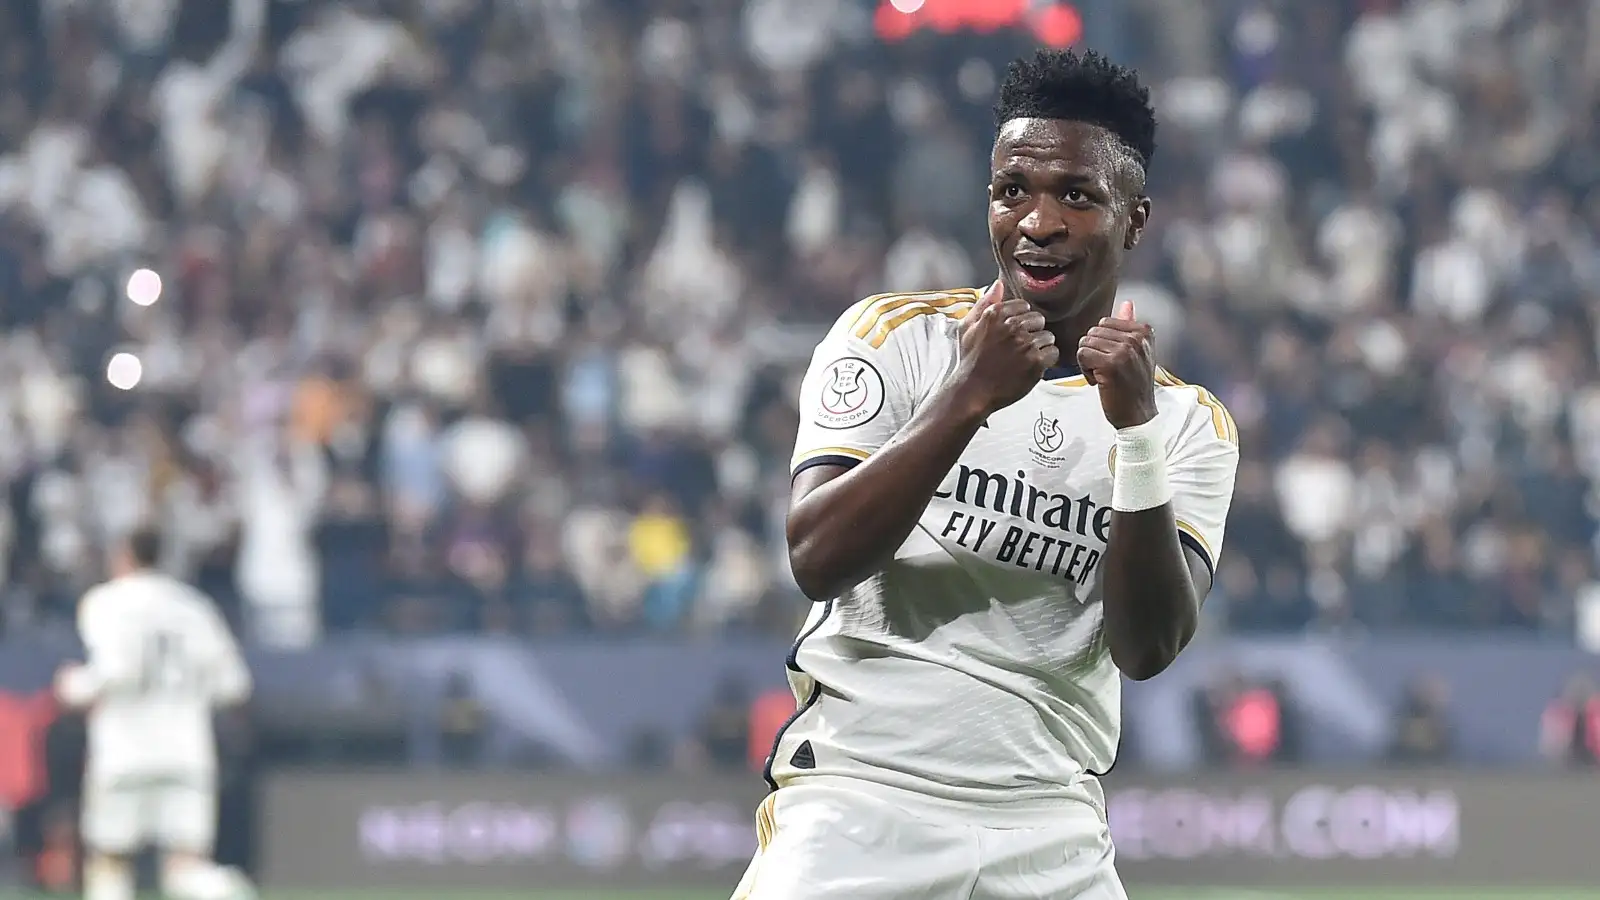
[[954, 282, 1060, 415], [1077, 300, 1158, 429]]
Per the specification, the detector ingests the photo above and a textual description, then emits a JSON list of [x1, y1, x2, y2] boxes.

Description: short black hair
[[994, 48, 1157, 174], [126, 527, 163, 568]]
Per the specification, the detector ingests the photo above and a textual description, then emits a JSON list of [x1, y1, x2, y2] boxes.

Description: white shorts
[[81, 776, 216, 855], [731, 782, 1127, 900]]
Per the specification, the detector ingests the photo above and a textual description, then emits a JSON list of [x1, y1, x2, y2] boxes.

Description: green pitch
[[12, 883, 1600, 890], [318, 883, 1580, 890], [297, 883, 1600, 890], [1141, 893, 1600, 900]]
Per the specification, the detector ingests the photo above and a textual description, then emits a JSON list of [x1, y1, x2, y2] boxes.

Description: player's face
[[987, 119, 1151, 322]]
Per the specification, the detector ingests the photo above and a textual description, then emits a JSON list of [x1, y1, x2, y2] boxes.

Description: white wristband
[[1112, 419, 1173, 512]]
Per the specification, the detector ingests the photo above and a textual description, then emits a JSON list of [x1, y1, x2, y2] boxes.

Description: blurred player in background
[[55, 528, 256, 900], [737, 49, 1239, 898]]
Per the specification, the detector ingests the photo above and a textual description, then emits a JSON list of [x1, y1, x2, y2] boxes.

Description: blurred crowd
[[0, 0, 1598, 646]]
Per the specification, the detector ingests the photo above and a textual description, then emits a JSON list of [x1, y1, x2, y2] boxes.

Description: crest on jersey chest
[[1029, 411, 1066, 467]]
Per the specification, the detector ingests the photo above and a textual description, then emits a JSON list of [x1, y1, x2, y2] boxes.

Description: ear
[[1125, 196, 1152, 251]]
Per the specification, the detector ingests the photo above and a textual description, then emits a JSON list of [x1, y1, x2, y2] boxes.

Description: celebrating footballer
[[734, 48, 1240, 899]]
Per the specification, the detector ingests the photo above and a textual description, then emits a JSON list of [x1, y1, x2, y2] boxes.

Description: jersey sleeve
[[1165, 390, 1241, 580], [197, 599, 252, 706], [790, 297, 939, 478], [76, 587, 142, 698]]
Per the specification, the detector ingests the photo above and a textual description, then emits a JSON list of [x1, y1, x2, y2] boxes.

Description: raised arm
[[788, 287, 1058, 600], [1077, 302, 1239, 680]]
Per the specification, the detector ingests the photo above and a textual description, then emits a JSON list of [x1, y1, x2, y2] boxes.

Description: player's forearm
[[213, 659, 253, 707], [57, 658, 141, 707], [56, 664, 104, 708], [787, 383, 990, 601], [1100, 507, 1198, 681]]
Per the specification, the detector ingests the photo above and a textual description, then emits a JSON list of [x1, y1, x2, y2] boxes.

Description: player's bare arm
[[1077, 300, 1210, 680], [788, 284, 1058, 601]]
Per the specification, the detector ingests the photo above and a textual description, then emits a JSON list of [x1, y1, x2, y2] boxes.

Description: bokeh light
[[126, 268, 162, 306], [106, 352, 143, 390]]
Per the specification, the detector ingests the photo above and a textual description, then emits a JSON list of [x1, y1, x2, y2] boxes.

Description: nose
[[1018, 197, 1068, 245]]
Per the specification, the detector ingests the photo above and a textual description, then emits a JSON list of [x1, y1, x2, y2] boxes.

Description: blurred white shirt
[[235, 441, 326, 650], [641, 180, 743, 334], [880, 230, 973, 295], [787, 161, 841, 257], [743, 0, 839, 74], [1275, 452, 1355, 545], [1318, 200, 1400, 312], [1411, 239, 1490, 324], [439, 416, 526, 506]]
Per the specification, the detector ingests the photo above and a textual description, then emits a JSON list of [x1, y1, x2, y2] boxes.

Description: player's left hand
[[1076, 300, 1158, 429]]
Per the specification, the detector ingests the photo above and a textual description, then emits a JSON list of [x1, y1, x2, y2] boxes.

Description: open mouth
[[1017, 261, 1071, 290]]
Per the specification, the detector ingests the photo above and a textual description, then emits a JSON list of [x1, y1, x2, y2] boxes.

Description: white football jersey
[[772, 287, 1239, 821], [75, 572, 252, 783]]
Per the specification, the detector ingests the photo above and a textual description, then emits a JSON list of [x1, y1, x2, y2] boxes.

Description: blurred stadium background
[[1, 0, 1599, 897]]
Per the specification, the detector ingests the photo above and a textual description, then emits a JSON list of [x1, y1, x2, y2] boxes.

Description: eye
[[1064, 189, 1089, 204], [1001, 184, 1025, 200]]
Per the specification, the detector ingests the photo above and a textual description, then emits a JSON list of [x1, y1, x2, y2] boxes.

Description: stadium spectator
[[0, 0, 1592, 650], [747, 688, 797, 774], [1386, 673, 1455, 765], [1539, 674, 1600, 767], [1193, 670, 1294, 768], [438, 670, 488, 768], [697, 676, 753, 771]]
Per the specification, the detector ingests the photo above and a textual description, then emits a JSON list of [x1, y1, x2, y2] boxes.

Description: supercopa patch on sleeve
[[812, 356, 886, 430]]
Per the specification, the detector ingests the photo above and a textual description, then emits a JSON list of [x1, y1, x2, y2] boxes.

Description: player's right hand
[[954, 281, 1059, 413]]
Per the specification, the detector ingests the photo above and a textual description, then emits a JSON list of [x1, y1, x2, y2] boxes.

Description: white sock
[[84, 856, 135, 900]]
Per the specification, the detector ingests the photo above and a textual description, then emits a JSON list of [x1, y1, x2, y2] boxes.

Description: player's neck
[[1048, 300, 1115, 367]]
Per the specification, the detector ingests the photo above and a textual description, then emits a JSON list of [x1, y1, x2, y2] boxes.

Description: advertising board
[[260, 772, 766, 891], [1104, 771, 1592, 887], [260, 770, 1599, 891]]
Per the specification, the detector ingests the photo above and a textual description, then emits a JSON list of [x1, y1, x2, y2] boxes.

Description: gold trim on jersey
[[791, 445, 872, 468], [755, 792, 778, 849], [731, 793, 780, 900], [850, 289, 980, 349], [1175, 518, 1215, 567], [1155, 368, 1238, 445], [1051, 375, 1090, 387]]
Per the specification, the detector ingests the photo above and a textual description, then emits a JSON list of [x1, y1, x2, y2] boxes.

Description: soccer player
[[734, 49, 1239, 898], [55, 528, 256, 900]]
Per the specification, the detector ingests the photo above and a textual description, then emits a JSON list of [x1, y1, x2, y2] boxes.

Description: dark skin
[[787, 118, 1210, 681]]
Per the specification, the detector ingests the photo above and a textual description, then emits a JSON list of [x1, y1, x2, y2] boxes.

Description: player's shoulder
[[81, 575, 142, 607], [160, 578, 221, 619], [828, 287, 982, 351], [1154, 367, 1239, 447], [77, 579, 131, 631], [79, 582, 113, 615]]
